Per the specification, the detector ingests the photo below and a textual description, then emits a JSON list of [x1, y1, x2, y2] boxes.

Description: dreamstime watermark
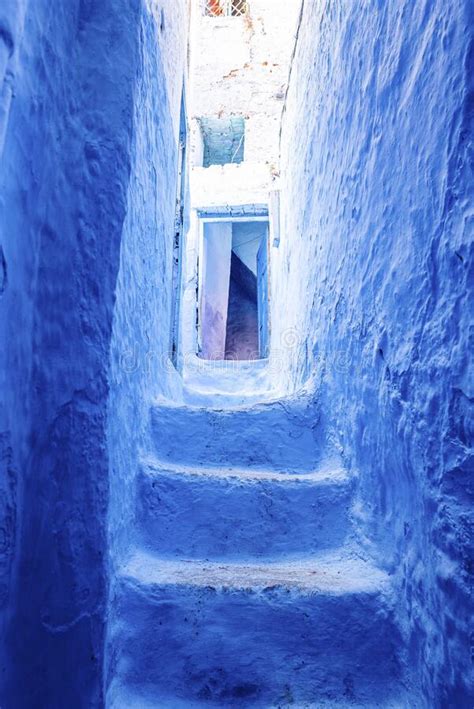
[[280, 327, 300, 350], [118, 327, 351, 377]]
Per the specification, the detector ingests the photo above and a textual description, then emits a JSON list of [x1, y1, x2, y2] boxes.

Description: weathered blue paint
[[0, 0, 471, 706], [112, 549, 403, 707], [271, 0, 474, 705], [197, 206, 269, 219], [103, 0, 188, 701], [200, 116, 246, 167], [138, 459, 353, 559], [109, 393, 409, 707], [0, 0, 186, 706]]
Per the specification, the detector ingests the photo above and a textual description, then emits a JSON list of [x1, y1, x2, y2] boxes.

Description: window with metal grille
[[199, 117, 245, 167], [204, 0, 248, 17]]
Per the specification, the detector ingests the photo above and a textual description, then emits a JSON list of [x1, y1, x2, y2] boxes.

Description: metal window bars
[[204, 0, 248, 17]]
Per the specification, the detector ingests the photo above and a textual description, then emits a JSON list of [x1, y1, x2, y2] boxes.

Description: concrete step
[[109, 549, 404, 708], [107, 683, 205, 708], [149, 395, 328, 472], [182, 356, 271, 399], [107, 682, 412, 709], [182, 385, 275, 408], [137, 457, 353, 559]]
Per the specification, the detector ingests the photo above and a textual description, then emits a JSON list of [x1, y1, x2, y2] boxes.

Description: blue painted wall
[[1, 0, 471, 705], [0, 0, 29, 692], [105, 0, 187, 687], [0, 1, 186, 706], [271, 0, 473, 704]]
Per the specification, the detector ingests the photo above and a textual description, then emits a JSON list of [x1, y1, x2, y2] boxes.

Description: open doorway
[[198, 217, 269, 360]]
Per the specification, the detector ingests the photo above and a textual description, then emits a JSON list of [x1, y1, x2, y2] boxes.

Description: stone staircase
[[107, 394, 408, 708], [182, 358, 271, 407]]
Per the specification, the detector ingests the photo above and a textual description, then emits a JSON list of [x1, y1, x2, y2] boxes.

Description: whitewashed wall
[[190, 0, 298, 168], [183, 0, 300, 368]]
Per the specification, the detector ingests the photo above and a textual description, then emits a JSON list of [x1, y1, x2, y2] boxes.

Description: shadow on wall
[[0, 0, 153, 706], [200, 219, 269, 361], [225, 251, 258, 359], [274, 0, 474, 703]]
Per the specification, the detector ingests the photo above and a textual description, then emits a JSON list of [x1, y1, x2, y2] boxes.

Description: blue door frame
[[196, 210, 270, 360], [169, 90, 188, 367], [257, 227, 270, 358]]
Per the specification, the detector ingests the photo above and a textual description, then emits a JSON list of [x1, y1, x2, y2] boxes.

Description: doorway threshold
[[182, 355, 273, 408]]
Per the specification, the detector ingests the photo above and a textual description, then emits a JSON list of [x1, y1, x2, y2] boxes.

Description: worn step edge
[[152, 392, 308, 414], [182, 387, 277, 409], [140, 455, 350, 484], [107, 682, 411, 709], [119, 548, 391, 596], [107, 683, 205, 709]]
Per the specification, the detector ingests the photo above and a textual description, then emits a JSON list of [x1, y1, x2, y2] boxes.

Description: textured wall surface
[[1, 0, 471, 704], [0, 1, 185, 706], [0, 0, 28, 689], [105, 1, 187, 698], [190, 0, 298, 167], [271, 0, 473, 704], [106, 0, 186, 576], [0, 1, 137, 703]]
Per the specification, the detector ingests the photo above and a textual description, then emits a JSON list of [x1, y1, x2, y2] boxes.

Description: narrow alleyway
[[0, 0, 471, 707]]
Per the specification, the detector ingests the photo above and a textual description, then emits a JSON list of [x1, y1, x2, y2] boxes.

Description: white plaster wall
[[191, 162, 271, 209], [189, 0, 300, 167], [190, 118, 204, 167]]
